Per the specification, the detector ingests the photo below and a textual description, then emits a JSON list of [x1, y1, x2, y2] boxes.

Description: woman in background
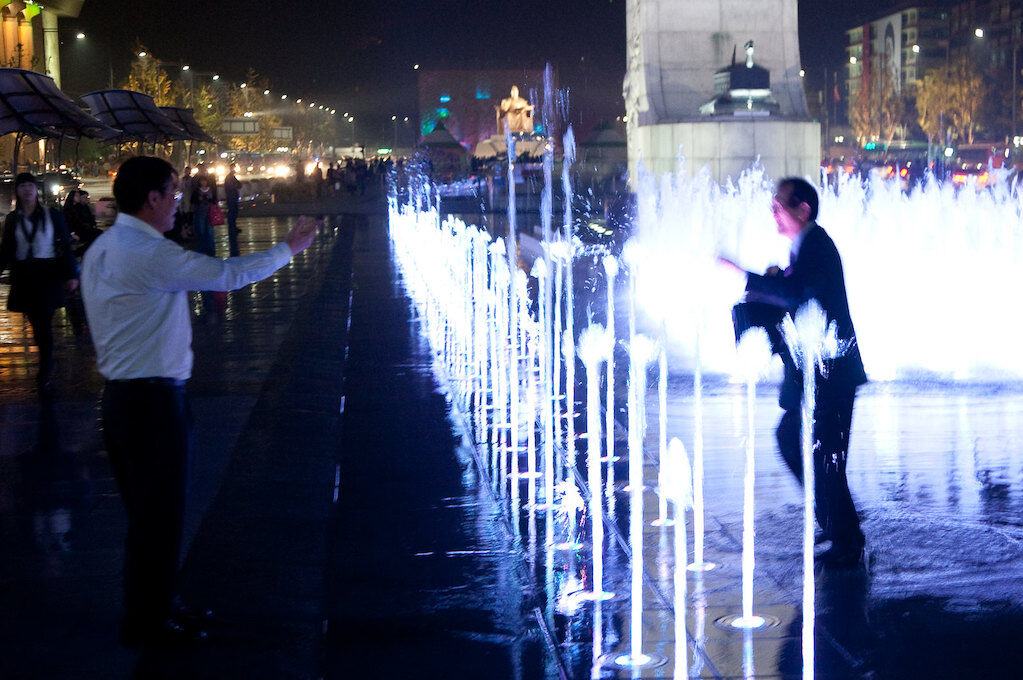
[[0, 173, 79, 389]]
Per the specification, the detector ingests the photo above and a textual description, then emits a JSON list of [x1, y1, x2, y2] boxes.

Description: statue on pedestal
[[495, 86, 534, 135]]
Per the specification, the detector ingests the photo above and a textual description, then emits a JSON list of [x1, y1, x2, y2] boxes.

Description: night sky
[[63, 1, 899, 140]]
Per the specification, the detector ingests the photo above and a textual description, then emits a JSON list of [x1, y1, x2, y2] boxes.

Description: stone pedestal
[[630, 118, 820, 182]]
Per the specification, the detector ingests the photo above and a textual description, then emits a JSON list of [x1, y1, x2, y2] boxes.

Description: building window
[[475, 85, 490, 99], [439, 94, 451, 103]]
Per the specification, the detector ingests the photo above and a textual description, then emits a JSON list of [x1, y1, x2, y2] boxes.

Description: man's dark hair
[[777, 177, 819, 222], [113, 156, 177, 214]]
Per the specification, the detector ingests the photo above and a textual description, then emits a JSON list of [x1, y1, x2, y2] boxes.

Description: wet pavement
[[1, 196, 1023, 679]]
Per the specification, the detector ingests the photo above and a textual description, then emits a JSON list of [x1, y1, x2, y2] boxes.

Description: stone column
[[1, 2, 18, 67], [624, 0, 808, 124], [18, 1, 38, 69], [41, 8, 58, 85]]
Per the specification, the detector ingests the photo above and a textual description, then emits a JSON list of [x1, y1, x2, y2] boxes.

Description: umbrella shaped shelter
[[472, 138, 503, 159], [159, 106, 216, 144], [81, 89, 188, 145], [0, 68, 115, 168], [418, 124, 469, 178]]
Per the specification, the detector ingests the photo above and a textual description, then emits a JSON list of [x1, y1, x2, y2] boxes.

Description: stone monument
[[495, 86, 535, 136], [623, 0, 820, 183]]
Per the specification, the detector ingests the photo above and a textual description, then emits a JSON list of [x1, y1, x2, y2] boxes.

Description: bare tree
[[848, 52, 906, 147]]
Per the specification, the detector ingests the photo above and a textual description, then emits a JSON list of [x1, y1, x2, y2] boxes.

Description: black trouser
[[226, 202, 240, 257], [102, 379, 192, 631], [776, 388, 863, 550], [25, 308, 55, 382]]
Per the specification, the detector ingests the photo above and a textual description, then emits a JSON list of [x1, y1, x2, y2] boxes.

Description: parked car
[[39, 170, 82, 204]]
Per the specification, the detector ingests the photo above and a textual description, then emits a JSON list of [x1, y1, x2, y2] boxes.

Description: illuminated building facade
[[0, 0, 83, 87], [416, 68, 547, 149]]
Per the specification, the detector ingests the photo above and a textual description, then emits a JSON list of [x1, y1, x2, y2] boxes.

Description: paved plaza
[[1, 199, 1022, 679]]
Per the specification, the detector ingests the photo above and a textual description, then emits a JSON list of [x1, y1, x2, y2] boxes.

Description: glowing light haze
[[631, 165, 1023, 381]]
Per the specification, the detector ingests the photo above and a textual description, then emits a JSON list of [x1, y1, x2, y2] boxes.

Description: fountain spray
[[733, 328, 773, 630], [578, 325, 614, 602], [781, 299, 846, 680]]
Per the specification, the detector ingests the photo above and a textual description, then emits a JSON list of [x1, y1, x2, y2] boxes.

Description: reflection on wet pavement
[[0, 215, 342, 678], [390, 208, 1023, 678], [3, 207, 1023, 678]]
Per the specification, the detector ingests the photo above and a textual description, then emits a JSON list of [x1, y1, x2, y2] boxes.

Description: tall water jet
[[688, 318, 715, 572], [653, 345, 674, 526], [562, 128, 578, 482], [732, 328, 773, 630], [613, 333, 665, 669], [602, 255, 619, 506], [578, 325, 614, 602], [668, 437, 693, 679], [781, 299, 845, 680], [554, 479, 584, 551], [532, 259, 556, 510], [489, 240, 510, 493]]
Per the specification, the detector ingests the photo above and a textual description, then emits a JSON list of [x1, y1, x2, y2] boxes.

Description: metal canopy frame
[[81, 89, 188, 145], [0, 68, 116, 171], [158, 106, 215, 144]]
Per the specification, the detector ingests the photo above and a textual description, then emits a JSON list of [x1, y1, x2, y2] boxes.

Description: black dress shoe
[[159, 617, 209, 645], [120, 617, 209, 648], [815, 543, 865, 570], [171, 597, 214, 622]]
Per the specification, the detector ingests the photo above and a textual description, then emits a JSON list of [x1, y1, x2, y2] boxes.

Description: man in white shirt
[[81, 156, 317, 646]]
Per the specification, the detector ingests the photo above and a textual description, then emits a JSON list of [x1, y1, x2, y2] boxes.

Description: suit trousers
[[776, 387, 864, 549], [102, 379, 192, 630]]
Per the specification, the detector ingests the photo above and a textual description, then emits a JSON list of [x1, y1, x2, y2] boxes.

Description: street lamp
[[347, 116, 355, 146], [61, 29, 113, 93], [1013, 29, 1021, 143], [391, 114, 398, 149]]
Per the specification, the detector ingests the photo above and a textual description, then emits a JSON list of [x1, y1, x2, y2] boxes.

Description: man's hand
[[67, 278, 79, 293], [285, 216, 321, 255]]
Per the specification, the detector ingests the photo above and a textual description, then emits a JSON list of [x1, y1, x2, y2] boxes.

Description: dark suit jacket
[[744, 223, 867, 410], [0, 206, 78, 313]]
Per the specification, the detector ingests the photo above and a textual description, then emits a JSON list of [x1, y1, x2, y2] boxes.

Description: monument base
[[627, 118, 820, 184]]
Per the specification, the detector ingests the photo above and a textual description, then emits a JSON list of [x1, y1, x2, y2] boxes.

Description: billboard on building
[[222, 118, 259, 135], [874, 11, 902, 92]]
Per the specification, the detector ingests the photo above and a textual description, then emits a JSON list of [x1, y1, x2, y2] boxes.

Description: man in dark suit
[[723, 177, 867, 568]]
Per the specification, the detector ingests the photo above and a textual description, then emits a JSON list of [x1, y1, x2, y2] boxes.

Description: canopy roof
[[159, 106, 216, 143], [82, 89, 188, 144], [0, 68, 114, 140]]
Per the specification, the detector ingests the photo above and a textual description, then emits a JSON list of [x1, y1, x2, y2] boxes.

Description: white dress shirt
[[82, 212, 292, 380]]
